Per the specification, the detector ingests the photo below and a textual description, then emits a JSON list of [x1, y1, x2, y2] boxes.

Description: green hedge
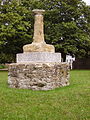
[[0, 64, 7, 69]]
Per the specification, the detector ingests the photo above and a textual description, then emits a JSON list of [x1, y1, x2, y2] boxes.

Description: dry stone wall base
[[8, 62, 70, 90]]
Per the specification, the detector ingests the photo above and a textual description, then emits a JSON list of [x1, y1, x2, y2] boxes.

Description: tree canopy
[[0, 0, 90, 62]]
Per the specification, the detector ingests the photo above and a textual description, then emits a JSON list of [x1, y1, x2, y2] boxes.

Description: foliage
[[43, 0, 90, 59], [0, 64, 7, 69], [0, 0, 90, 62], [0, 70, 90, 119], [0, 0, 33, 62]]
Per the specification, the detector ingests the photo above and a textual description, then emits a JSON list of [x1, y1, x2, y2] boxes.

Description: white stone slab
[[16, 52, 61, 63]]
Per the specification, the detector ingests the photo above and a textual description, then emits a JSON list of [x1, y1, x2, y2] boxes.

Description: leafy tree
[[0, 0, 90, 62], [42, 0, 90, 60], [0, 0, 33, 62]]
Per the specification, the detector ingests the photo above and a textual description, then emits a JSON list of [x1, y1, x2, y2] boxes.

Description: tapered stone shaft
[[23, 9, 55, 53], [33, 9, 45, 43]]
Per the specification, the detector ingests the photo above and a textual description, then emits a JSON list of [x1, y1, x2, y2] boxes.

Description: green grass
[[0, 70, 90, 120]]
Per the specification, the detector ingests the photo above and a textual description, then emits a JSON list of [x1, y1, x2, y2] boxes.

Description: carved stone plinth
[[16, 52, 61, 63], [8, 62, 69, 90], [23, 42, 55, 53]]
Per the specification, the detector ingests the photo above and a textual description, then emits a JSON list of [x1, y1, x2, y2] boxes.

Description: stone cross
[[33, 9, 45, 43], [23, 9, 55, 53], [8, 9, 69, 91]]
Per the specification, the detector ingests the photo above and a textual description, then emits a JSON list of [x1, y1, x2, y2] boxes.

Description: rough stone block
[[8, 62, 69, 90]]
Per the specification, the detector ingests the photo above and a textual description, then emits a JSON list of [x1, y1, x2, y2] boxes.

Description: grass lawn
[[0, 70, 90, 120]]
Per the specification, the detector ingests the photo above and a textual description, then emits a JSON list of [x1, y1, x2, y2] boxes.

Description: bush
[[0, 64, 7, 69]]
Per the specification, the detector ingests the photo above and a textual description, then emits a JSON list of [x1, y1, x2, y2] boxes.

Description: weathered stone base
[[23, 42, 55, 53], [8, 62, 69, 90]]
